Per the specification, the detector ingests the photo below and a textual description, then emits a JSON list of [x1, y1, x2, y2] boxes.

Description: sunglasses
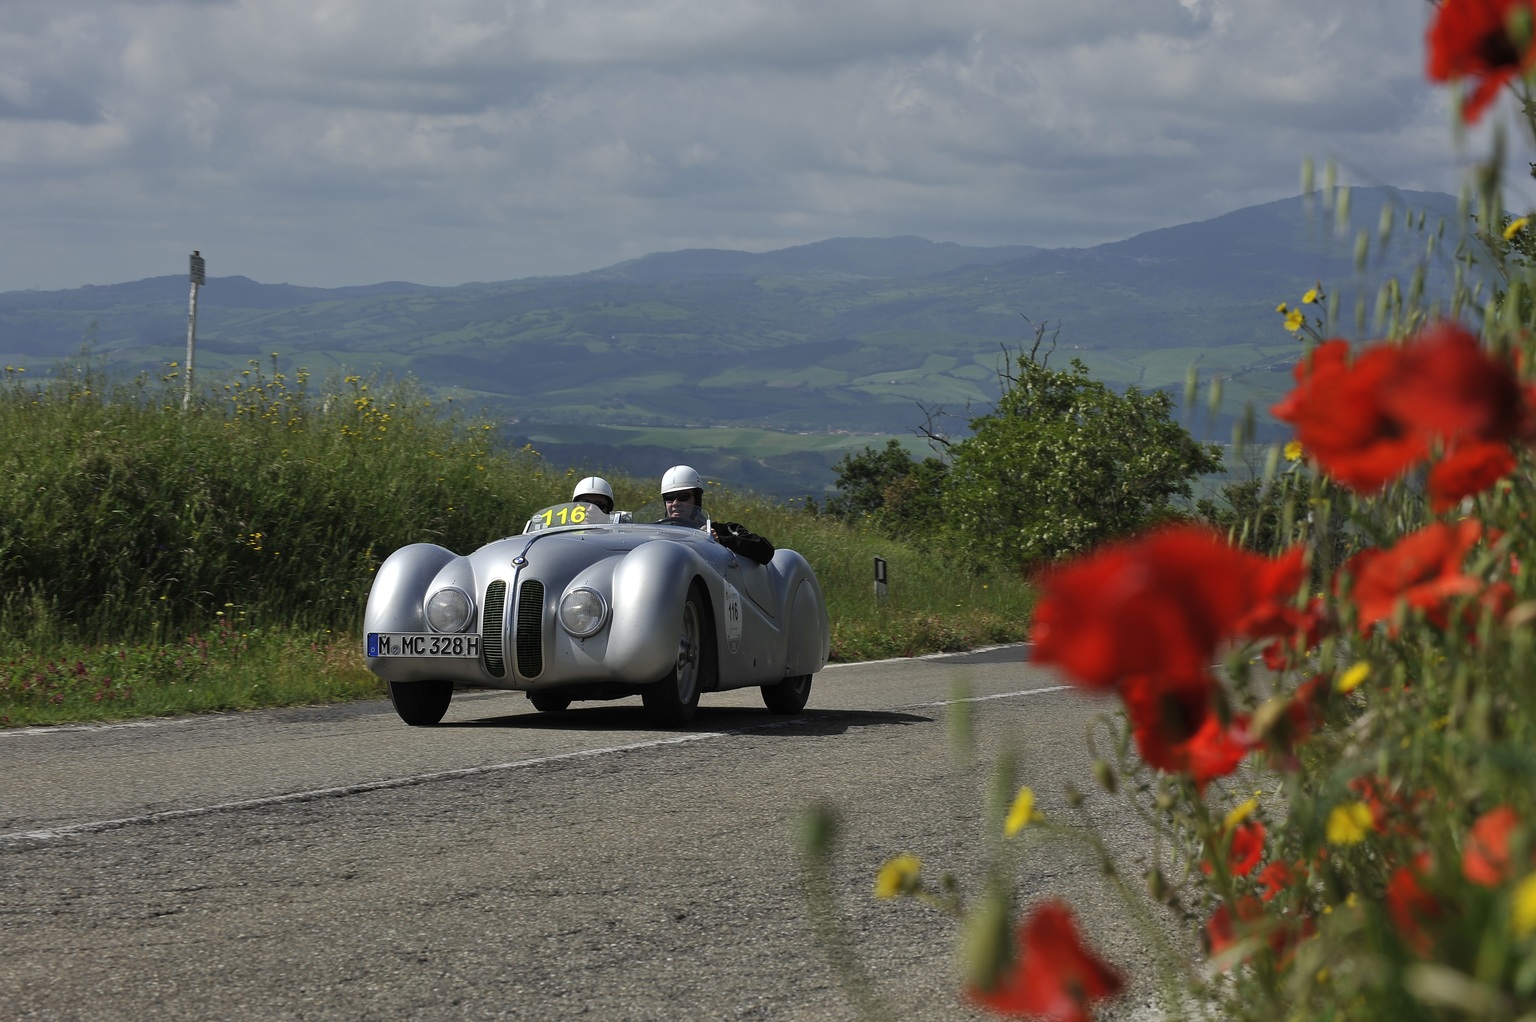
[[664, 493, 695, 503]]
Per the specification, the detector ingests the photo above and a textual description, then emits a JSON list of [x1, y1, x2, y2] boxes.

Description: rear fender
[[784, 578, 830, 676]]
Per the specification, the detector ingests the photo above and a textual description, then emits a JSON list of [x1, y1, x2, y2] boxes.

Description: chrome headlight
[[558, 587, 608, 637], [425, 587, 473, 632]]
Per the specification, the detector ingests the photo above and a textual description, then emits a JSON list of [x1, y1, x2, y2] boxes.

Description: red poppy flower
[[1429, 440, 1517, 512], [1255, 861, 1295, 903], [1228, 820, 1267, 877], [1347, 776, 1435, 840], [1200, 819, 1266, 877], [1428, 0, 1536, 123], [1479, 580, 1517, 625], [968, 900, 1125, 1022], [1030, 525, 1304, 690], [1121, 673, 1250, 791], [1272, 340, 1430, 491], [1387, 854, 1440, 956], [1346, 519, 1486, 634], [1251, 676, 1329, 770], [1231, 546, 1310, 640], [1349, 775, 1394, 831], [1464, 805, 1521, 886], [1274, 326, 1530, 493], [1384, 323, 1528, 442], [1206, 895, 1274, 965], [1259, 599, 1328, 671]]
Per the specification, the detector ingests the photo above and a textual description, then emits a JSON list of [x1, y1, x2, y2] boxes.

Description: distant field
[[511, 423, 939, 500], [519, 422, 934, 459]]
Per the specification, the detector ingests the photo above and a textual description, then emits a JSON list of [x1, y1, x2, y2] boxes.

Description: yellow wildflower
[[1224, 797, 1259, 831], [1276, 302, 1290, 314], [1005, 787, 1041, 837], [1284, 440, 1304, 462], [1336, 662, 1371, 694], [1285, 309, 1306, 332], [1302, 287, 1321, 304], [1513, 874, 1536, 937], [1327, 802, 1375, 845], [1504, 217, 1529, 241], [874, 854, 922, 898]]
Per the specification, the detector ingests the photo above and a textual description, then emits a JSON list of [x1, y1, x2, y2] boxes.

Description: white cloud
[[0, 0, 1513, 291]]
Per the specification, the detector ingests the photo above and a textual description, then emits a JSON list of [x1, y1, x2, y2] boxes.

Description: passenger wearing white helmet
[[660, 465, 775, 565], [570, 475, 615, 515]]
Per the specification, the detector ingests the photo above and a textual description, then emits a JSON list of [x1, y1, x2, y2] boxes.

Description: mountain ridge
[[0, 186, 1474, 496]]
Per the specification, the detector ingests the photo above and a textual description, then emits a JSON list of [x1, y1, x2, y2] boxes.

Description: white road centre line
[[906, 684, 1071, 709], [0, 682, 1070, 845], [1, 719, 166, 738]]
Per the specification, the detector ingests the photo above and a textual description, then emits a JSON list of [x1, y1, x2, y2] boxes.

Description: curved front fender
[[605, 540, 707, 683], [364, 543, 460, 636]]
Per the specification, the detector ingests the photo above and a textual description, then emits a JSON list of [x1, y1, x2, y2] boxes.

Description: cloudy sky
[[0, 0, 1513, 292]]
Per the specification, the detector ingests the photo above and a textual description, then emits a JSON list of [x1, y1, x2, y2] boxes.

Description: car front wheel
[[388, 680, 452, 726], [642, 587, 710, 726], [761, 675, 812, 714]]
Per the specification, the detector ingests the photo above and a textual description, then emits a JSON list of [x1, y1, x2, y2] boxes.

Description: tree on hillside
[[945, 344, 1222, 567], [825, 439, 950, 539]]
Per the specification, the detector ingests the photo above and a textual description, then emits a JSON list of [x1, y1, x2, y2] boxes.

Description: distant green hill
[[0, 187, 1473, 498]]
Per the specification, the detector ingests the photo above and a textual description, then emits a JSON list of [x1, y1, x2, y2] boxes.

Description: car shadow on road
[[436, 704, 933, 735]]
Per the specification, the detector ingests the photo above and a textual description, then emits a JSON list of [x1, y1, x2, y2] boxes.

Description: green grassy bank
[[0, 360, 1032, 727]]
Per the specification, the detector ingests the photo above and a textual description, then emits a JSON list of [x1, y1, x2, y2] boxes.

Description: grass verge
[[0, 624, 380, 728]]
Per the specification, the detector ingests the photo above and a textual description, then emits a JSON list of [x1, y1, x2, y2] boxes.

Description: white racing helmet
[[660, 465, 704, 499], [571, 476, 615, 514]]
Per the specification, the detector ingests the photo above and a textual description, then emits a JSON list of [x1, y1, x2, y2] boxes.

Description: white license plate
[[368, 633, 481, 658]]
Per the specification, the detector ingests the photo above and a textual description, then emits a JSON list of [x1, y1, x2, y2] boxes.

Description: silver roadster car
[[364, 501, 830, 726]]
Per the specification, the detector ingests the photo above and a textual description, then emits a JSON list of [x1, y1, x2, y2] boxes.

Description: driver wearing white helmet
[[660, 465, 774, 565], [571, 476, 615, 514], [572, 475, 632, 522]]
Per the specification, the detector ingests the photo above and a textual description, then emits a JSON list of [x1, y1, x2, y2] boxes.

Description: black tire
[[387, 680, 452, 726], [761, 675, 812, 714], [529, 692, 572, 712], [642, 587, 711, 726]]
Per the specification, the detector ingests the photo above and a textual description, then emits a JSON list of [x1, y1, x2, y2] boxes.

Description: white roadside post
[[184, 250, 205, 410], [874, 556, 888, 604]]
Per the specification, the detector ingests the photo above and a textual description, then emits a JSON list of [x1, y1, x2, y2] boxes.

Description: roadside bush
[[821, 340, 1221, 570], [0, 374, 1038, 724], [823, 439, 951, 542], [0, 358, 561, 642], [944, 346, 1222, 568]]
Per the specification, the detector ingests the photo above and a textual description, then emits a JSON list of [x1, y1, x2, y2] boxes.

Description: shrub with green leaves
[[0, 357, 558, 642], [943, 348, 1222, 568]]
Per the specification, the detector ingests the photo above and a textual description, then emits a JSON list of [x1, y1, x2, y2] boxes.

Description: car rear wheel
[[388, 680, 452, 726], [643, 587, 710, 726], [761, 674, 812, 714], [529, 693, 572, 712]]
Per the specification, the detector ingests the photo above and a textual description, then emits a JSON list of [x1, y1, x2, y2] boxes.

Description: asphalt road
[[1, 647, 1170, 1021]]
